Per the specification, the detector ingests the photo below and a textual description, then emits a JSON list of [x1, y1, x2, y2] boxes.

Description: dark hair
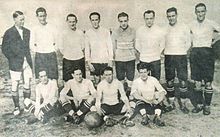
[[66, 14, 77, 22], [89, 12, 100, 20], [118, 12, 129, 19], [103, 66, 113, 73], [13, 11, 23, 18], [72, 66, 82, 74], [167, 7, 177, 15], [137, 63, 150, 72], [36, 7, 47, 16], [143, 10, 155, 17], [195, 3, 206, 11], [38, 68, 47, 75]]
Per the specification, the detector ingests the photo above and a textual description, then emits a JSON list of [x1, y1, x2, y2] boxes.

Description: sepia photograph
[[0, 0, 220, 136]]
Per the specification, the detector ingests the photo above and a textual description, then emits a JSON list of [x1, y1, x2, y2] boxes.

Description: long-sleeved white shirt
[[189, 19, 220, 48], [85, 27, 113, 63], [164, 22, 191, 55], [35, 79, 58, 114], [96, 79, 128, 105], [131, 76, 166, 103], [60, 79, 96, 102], [136, 25, 165, 63], [31, 23, 57, 53], [59, 29, 85, 60]]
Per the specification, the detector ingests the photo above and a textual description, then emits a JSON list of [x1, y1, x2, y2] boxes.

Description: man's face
[[118, 16, 129, 30], [67, 16, 77, 30], [167, 11, 177, 26], [73, 69, 83, 83], [144, 13, 154, 28], [39, 71, 48, 85], [14, 14, 25, 28], [90, 14, 100, 29], [104, 70, 113, 83], [195, 6, 206, 22], [139, 69, 149, 81], [37, 11, 47, 25]]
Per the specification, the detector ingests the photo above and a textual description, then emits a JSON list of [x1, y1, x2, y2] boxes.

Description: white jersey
[[164, 22, 191, 55], [35, 79, 58, 113], [85, 27, 113, 63], [189, 19, 220, 48], [136, 25, 165, 62], [60, 78, 96, 101], [131, 76, 166, 103], [97, 79, 128, 105]]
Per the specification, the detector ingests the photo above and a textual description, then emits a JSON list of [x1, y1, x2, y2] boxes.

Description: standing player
[[59, 14, 86, 82], [131, 63, 166, 126], [2, 11, 32, 116], [164, 7, 191, 113], [24, 69, 58, 123], [95, 67, 134, 127], [136, 10, 165, 80], [85, 12, 113, 88], [31, 7, 58, 80], [189, 3, 220, 115], [112, 12, 136, 97], [59, 67, 96, 124]]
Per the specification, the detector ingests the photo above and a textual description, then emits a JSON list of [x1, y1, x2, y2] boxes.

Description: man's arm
[[46, 80, 59, 106], [1, 31, 12, 59], [106, 30, 114, 66], [135, 28, 141, 53], [88, 80, 97, 98], [111, 30, 117, 60], [34, 86, 41, 118], [95, 84, 103, 114], [153, 78, 167, 104], [118, 82, 131, 111]]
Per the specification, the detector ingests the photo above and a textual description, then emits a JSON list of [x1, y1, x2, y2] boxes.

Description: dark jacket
[[1, 26, 32, 71]]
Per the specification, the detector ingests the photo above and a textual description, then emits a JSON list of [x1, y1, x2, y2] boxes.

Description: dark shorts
[[101, 102, 124, 115], [165, 55, 188, 81], [139, 60, 161, 80], [190, 48, 215, 82], [63, 57, 85, 82], [135, 100, 162, 115], [35, 52, 58, 80], [115, 60, 135, 81], [91, 63, 108, 76]]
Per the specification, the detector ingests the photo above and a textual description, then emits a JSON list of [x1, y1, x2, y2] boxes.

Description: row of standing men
[[1, 3, 220, 126]]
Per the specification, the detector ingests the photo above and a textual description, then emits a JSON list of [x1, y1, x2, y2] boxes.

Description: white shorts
[[10, 60, 32, 89]]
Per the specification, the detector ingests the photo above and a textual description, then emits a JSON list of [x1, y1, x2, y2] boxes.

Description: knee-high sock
[[23, 88, 31, 99], [194, 89, 204, 105], [204, 88, 213, 106], [77, 100, 91, 116], [12, 95, 20, 108]]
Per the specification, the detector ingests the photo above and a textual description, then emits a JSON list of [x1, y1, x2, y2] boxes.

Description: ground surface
[[0, 52, 220, 137]]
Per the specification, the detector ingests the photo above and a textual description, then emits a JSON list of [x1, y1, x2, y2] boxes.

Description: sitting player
[[24, 69, 59, 123], [59, 67, 97, 124], [131, 63, 166, 126], [95, 66, 134, 127]]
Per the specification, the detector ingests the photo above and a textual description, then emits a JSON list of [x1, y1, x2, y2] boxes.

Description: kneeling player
[[24, 69, 59, 123], [131, 63, 166, 126], [95, 66, 134, 127], [59, 67, 97, 124]]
